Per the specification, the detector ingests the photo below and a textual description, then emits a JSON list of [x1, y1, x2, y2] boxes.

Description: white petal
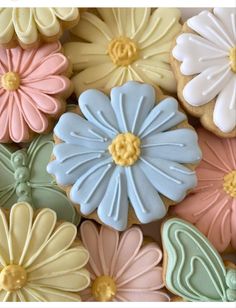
[[33, 8, 60, 37], [213, 8, 236, 44]]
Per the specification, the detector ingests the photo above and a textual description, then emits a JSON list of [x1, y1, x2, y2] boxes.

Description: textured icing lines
[[229, 47, 236, 73], [223, 170, 236, 197]]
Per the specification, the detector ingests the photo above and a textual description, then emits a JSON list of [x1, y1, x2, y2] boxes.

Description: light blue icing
[[47, 81, 202, 231]]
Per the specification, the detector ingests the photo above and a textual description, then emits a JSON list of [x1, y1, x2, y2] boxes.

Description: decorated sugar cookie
[[162, 218, 236, 302], [0, 202, 90, 302], [47, 81, 201, 231], [171, 8, 236, 138], [0, 133, 79, 224], [0, 8, 80, 48], [172, 128, 236, 253], [64, 8, 181, 95], [80, 220, 170, 302], [0, 41, 72, 143]]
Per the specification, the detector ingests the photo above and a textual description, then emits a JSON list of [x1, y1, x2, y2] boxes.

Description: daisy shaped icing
[[172, 8, 236, 137], [172, 128, 236, 253], [0, 41, 71, 143], [64, 8, 181, 95], [80, 220, 170, 302], [47, 81, 202, 231], [0, 8, 79, 48], [0, 202, 90, 302]]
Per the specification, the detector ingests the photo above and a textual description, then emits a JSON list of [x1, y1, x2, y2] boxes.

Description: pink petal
[[0, 91, 10, 142], [9, 47, 23, 72], [231, 199, 236, 250], [22, 76, 70, 94], [0, 48, 8, 73], [80, 287, 93, 302], [112, 227, 143, 279], [115, 290, 170, 302]]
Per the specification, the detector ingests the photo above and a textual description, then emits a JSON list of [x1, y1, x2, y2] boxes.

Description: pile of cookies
[[0, 7, 235, 302]]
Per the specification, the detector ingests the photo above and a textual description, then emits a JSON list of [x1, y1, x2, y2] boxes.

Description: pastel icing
[[172, 8, 236, 133], [47, 81, 201, 231], [0, 41, 70, 143], [0, 202, 90, 302], [0, 133, 79, 225], [0, 8, 79, 46], [162, 218, 236, 302], [172, 128, 236, 252], [80, 220, 170, 302], [64, 8, 182, 95]]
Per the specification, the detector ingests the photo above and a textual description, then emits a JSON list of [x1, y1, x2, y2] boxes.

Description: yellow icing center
[[92, 275, 117, 302], [0, 265, 27, 292], [223, 170, 236, 198], [1, 72, 20, 91], [108, 37, 139, 66], [229, 47, 236, 73], [108, 132, 141, 166]]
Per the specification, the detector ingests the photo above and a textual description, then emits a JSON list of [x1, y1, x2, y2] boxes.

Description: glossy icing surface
[[0, 133, 79, 224], [172, 128, 236, 252], [80, 220, 170, 302], [172, 8, 236, 133], [0, 202, 90, 302], [162, 218, 236, 302], [64, 8, 181, 94], [47, 81, 201, 230], [0, 41, 70, 143]]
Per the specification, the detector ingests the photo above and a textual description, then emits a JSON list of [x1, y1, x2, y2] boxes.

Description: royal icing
[[172, 8, 236, 133], [80, 220, 170, 302], [162, 218, 236, 302], [0, 202, 90, 302], [172, 128, 236, 253], [47, 81, 201, 231], [64, 8, 181, 95], [0, 8, 79, 46], [0, 41, 70, 143], [0, 133, 79, 224]]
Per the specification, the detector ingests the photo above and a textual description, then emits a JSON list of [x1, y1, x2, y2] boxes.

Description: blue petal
[[110, 81, 155, 134], [138, 97, 186, 138], [54, 112, 111, 150], [47, 143, 110, 186], [125, 165, 167, 224], [141, 129, 202, 163], [79, 89, 120, 139], [70, 157, 114, 215], [138, 156, 197, 202], [97, 166, 129, 231]]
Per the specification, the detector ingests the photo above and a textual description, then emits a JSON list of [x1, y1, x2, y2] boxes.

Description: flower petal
[[213, 75, 236, 133], [33, 8, 60, 37], [138, 97, 186, 139], [98, 166, 129, 231], [0, 8, 14, 45], [52, 8, 79, 21], [231, 199, 236, 250], [0, 47, 8, 73], [213, 8, 236, 41], [0, 209, 10, 266], [0, 290, 8, 302], [116, 290, 170, 302], [141, 128, 201, 163], [0, 91, 10, 142], [111, 81, 156, 134], [79, 88, 119, 139], [125, 164, 167, 223]]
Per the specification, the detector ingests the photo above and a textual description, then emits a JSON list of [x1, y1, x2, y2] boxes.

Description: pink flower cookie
[[0, 41, 72, 143], [172, 128, 236, 253], [80, 220, 170, 302]]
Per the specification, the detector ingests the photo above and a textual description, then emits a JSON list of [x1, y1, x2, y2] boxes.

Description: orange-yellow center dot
[[223, 170, 236, 198], [229, 47, 236, 73], [1, 72, 20, 91], [92, 275, 117, 302], [0, 265, 27, 292]]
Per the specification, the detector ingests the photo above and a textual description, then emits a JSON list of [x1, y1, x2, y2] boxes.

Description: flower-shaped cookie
[[172, 8, 236, 137], [172, 128, 236, 253], [80, 220, 170, 302], [64, 8, 181, 95], [0, 202, 90, 302], [0, 8, 80, 48], [0, 41, 71, 143], [47, 81, 201, 231]]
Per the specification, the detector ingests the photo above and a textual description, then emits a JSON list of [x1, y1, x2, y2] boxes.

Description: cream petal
[[52, 8, 79, 21], [33, 8, 60, 37], [23, 286, 81, 301], [17, 288, 45, 301], [213, 8, 236, 42], [1, 291, 14, 302], [0, 8, 14, 45], [0, 209, 9, 266]]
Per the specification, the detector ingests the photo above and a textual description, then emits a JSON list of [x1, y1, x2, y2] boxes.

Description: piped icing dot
[[223, 170, 236, 198], [226, 269, 236, 290], [92, 275, 117, 302], [108, 132, 141, 166], [108, 37, 139, 66], [229, 47, 236, 73], [1, 72, 20, 91], [0, 265, 27, 292]]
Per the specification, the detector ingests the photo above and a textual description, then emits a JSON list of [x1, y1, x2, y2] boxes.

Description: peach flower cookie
[[162, 218, 236, 302], [171, 8, 236, 138], [47, 81, 202, 231], [0, 202, 90, 302], [0, 41, 72, 143], [64, 8, 181, 95], [0, 8, 79, 49], [172, 128, 236, 253], [80, 220, 170, 302]]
